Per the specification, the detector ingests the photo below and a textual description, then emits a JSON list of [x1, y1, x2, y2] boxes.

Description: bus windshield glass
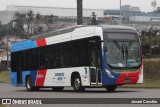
[[103, 32, 141, 69]]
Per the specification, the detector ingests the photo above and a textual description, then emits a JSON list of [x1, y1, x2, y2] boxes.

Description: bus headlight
[[105, 69, 114, 78]]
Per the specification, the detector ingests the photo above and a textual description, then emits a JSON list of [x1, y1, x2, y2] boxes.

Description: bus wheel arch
[[25, 75, 39, 91], [25, 75, 33, 91], [71, 72, 85, 92]]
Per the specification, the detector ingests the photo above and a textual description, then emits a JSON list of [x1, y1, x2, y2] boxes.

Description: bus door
[[88, 44, 102, 85]]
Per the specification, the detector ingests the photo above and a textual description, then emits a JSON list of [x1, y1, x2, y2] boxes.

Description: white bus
[[10, 25, 143, 92]]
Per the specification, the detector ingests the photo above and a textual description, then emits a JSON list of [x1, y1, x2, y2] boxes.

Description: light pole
[[120, 0, 122, 24], [6, 36, 9, 70], [77, 0, 83, 25]]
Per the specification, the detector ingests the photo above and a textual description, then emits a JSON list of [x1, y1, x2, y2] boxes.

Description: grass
[[0, 71, 10, 83], [123, 79, 160, 88], [144, 58, 160, 62], [0, 105, 8, 107]]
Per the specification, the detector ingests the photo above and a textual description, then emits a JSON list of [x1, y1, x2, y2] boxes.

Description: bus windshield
[[103, 32, 142, 69]]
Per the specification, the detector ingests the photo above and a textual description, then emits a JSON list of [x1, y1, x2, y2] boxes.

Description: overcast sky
[[0, 0, 159, 12]]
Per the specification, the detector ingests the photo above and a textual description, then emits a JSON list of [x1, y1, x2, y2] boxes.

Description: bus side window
[[31, 49, 39, 70], [61, 45, 72, 68], [75, 44, 87, 67], [53, 47, 60, 68], [40, 47, 49, 69]]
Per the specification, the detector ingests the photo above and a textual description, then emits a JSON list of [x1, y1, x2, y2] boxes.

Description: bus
[[10, 25, 143, 92]]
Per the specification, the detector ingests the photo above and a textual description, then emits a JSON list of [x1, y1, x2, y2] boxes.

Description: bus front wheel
[[105, 85, 117, 92], [73, 74, 85, 92], [26, 76, 39, 91]]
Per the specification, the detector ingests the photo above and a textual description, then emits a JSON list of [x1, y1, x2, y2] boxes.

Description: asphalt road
[[0, 83, 160, 107]]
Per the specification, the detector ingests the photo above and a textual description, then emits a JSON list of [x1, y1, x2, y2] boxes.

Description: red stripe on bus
[[36, 38, 46, 47], [116, 61, 144, 85], [35, 70, 47, 86]]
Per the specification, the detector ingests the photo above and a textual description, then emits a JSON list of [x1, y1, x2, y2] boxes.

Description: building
[[0, 5, 104, 25], [104, 5, 160, 22], [121, 5, 140, 11], [0, 11, 15, 25], [7, 5, 104, 18]]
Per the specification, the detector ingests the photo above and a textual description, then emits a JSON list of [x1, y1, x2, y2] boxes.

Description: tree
[[13, 12, 26, 37], [77, 0, 83, 25], [91, 12, 97, 25], [13, 11, 43, 38], [25, 10, 34, 37], [33, 13, 43, 35], [44, 15, 55, 32], [0, 21, 6, 38]]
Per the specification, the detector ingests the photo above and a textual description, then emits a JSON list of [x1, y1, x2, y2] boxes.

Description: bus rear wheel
[[73, 74, 85, 92], [26, 76, 39, 91], [52, 87, 64, 91], [105, 85, 117, 92]]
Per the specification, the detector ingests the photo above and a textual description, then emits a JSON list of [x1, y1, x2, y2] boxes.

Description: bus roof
[[29, 25, 136, 40], [11, 25, 137, 52]]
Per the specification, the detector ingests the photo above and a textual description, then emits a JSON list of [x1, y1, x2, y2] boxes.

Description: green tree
[[0, 21, 6, 38], [13, 12, 26, 37], [91, 12, 97, 25]]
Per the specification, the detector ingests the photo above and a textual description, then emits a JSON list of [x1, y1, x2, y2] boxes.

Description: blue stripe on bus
[[11, 40, 37, 52], [31, 41, 37, 48], [10, 71, 17, 86], [30, 71, 38, 86], [101, 48, 120, 85]]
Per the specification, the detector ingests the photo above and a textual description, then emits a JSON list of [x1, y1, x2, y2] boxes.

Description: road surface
[[0, 83, 159, 107]]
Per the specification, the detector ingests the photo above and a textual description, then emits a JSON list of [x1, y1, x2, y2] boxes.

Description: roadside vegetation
[[0, 71, 10, 83], [144, 58, 160, 80], [0, 105, 8, 107], [123, 79, 160, 88]]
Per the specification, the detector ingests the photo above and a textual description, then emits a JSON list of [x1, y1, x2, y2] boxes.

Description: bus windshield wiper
[[113, 40, 124, 59], [128, 40, 133, 49], [113, 40, 121, 51], [125, 44, 129, 67]]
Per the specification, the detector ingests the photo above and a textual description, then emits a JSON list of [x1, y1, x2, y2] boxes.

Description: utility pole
[[6, 36, 9, 70], [119, 0, 122, 24], [149, 27, 153, 56], [77, 0, 83, 25]]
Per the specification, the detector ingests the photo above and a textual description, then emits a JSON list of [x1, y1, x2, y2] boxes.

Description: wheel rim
[[27, 78, 31, 89], [74, 78, 80, 89]]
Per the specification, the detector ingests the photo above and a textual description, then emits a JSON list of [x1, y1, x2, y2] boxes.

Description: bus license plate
[[124, 78, 130, 83]]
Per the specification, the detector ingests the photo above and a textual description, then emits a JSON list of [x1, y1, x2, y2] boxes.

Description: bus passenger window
[[54, 48, 60, 68]]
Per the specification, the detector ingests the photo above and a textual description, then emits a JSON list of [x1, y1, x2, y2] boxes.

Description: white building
[[7, 5, 104, 18], [0, 11, 15, 25], [129, 16, 160, 22]]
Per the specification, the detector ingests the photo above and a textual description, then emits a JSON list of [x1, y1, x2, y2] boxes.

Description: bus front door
[[88, 45, 102, 85]]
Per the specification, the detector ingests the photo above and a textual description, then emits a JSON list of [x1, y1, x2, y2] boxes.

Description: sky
[[0, 0, 159, 12]]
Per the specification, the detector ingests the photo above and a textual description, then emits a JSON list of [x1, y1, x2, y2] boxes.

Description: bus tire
[[26, 76, 39, 91], [52, 87, 64, 91], [105, 85, 117, 92], [73, 74, 85, 92]]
